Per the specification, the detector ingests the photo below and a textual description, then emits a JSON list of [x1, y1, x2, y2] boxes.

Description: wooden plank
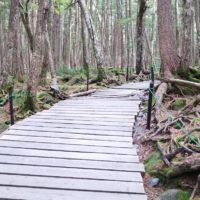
[[39, 111, 136, 119], [0, 163, 143, 182], [0, 155, 145, 172], [17, 120, 132, 132], [54, 104, 139, 108], [49, 109, 137, 116], [27, 116, 133, 127], [10, 125, 133, 138], [56, 104, 139, 108], [49, 103, 140, 108], [0, 186, 147, 200], [51, 106, 138, 110], [0, 147, 139, 163], [0, 174, 145, 194], [6, 129, 132, 142], [44, 109, 138, 115], [35, 113, 135, 123], [44, 110, 138, 117], [2, 134, 133, 148], [0, 140, 136, 155]]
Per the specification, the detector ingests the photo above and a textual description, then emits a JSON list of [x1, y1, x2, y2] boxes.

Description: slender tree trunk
[[81, 10, 89, 90], [194, 0, 200, 65], [157, 0, 180, 78], [135, 0, 147, 75], [180, 0, 193, 70], [78, 0, 105, 81]]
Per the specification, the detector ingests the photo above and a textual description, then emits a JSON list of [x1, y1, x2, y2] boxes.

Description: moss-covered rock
[[155, 189, 190, 200], [144, 151, 163, 176], [171, 99, 186, 110]]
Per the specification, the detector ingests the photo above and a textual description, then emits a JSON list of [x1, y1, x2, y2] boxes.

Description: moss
[[68, 75, 86, 85], [43, 103, 51, 110], [144, 151, 163, 175], [175, 191, 190, 200], [177, 68, 200, 83], [22, 93, 38, 113], [171, 99, 186, 110], [96, 67, 106, 82], [162, 166, 174, 177], [181, 87, 197, 95]]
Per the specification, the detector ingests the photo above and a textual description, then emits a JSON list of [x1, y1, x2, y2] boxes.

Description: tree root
[[157, 141, 170, 166], [190, 174, 200, 200]]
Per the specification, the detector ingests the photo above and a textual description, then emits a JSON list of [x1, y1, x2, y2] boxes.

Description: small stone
[[148, 178, 160, 187], [138, 111, 143, 117]]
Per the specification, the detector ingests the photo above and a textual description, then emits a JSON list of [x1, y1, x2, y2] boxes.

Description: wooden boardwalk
[[0, 82, 149, 200]]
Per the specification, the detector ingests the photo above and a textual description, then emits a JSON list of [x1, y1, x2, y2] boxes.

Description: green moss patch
[[144, 151, 163, 175], [171, 99, 186, 110]]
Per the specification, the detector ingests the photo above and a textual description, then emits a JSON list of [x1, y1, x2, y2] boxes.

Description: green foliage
[[37, 91, 54, 105], [68, 75, 86, 85], [54, 0, 71, 13], [56, 67, 80, 77], [192, 118, 200, 123], [177, 68, 200, 83], [43, 103, 51, 110], [119, 17, 135, 26]]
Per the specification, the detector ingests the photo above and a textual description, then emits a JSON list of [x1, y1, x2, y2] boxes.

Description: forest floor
[[0, 67, 128, 134], [134, 85, 200, 200]]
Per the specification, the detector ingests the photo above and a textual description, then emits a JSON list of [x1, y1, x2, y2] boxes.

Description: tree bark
[[180, 0, 193, 70], [81, 8, 89, 90], [194, 0, 200, 65], [0, 0, 20, 88], [155, 82, 168, 123], [135, 0, 147, 75], [157, 0, 180, 78], [21, 0, 49, 111], [78, 0, 105, 81]]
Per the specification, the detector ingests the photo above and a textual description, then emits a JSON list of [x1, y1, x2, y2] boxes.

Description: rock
[[155, 189, 189, 200], [148, 178, 160, 187], [138, 111, 144, 117]]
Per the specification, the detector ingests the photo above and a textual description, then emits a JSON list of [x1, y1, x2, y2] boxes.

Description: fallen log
[[161, 78, 200, 90], [155, 82, 168, 123], [70, 89, 96, 97]]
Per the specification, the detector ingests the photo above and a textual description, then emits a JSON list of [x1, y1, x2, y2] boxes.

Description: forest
[[0, 0, 200, 199]]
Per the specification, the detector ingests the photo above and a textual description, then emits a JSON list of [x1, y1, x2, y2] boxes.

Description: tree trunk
[[180, 0, 193, 71], [157, 0, 180, 78], [81, 9, 90, 90], [21, 0, 49, 111], [0, 0, 20, 88], [194, 0, 200, 65], [78, 0, 105, 81], [135, 0, 147, 75]]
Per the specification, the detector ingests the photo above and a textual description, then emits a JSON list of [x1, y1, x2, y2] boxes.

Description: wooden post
[[147, 67, 154, 129], [8, 90, 14, 125]]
